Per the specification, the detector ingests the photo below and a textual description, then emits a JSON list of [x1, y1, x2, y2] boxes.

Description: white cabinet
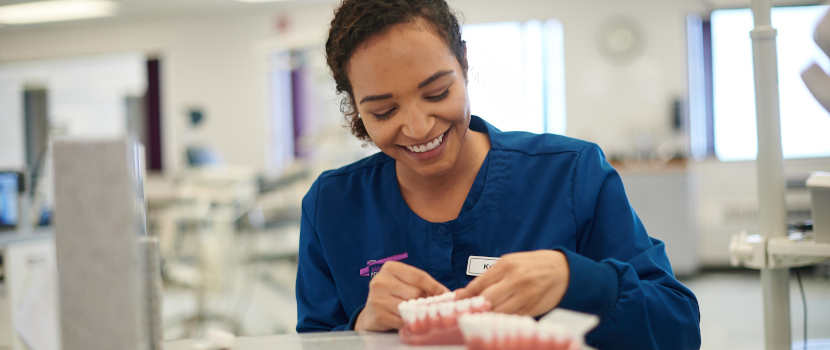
[[617, 163, 698, 276]]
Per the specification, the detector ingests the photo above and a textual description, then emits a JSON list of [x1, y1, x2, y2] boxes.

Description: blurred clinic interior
[[1, 0, 830, 349]]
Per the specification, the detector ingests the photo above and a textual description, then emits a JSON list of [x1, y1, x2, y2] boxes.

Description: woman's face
[[347, 21, 471, 179]]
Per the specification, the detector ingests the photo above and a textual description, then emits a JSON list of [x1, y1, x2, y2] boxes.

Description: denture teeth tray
[[462, 308, 599, 350], [397, 292, 490, 345], [458, 312, 587, 350]]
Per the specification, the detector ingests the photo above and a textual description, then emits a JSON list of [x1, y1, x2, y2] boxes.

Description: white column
[[750, 0, 791, 349]]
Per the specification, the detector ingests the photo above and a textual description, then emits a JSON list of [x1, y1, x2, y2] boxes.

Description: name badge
[[466, 256, 500, 276]]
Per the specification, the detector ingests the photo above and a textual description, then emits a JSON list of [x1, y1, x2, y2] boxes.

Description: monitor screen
[[0, 172, 19, 227]]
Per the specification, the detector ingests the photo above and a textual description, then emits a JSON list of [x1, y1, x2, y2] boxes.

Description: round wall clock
[[597, 16, 645, 65]]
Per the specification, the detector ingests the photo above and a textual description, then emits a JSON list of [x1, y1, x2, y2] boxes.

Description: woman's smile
[[400, 127, 450, 161]]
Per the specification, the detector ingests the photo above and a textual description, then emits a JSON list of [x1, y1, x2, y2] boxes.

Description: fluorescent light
[[0, 0, 119, 25]]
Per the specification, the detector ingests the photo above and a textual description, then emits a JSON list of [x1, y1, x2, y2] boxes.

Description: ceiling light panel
[[0, 0, 119, 25]]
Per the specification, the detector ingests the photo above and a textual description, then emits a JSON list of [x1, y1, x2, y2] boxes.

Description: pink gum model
[[398, 293, 491, 346]]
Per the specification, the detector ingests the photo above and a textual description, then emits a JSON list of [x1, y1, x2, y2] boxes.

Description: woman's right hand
[[355, 261, 449, 331]]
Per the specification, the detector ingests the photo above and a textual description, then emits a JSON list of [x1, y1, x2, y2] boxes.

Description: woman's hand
[[455, 250, 570, 317], [355, 261, 449, 331]]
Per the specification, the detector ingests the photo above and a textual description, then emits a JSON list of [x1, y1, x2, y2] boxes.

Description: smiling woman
[[295, 1, 701, 349], [347, 19, 490, 222]]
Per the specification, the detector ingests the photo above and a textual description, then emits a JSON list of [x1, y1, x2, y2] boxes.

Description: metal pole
[[750, 0, 791, 349]]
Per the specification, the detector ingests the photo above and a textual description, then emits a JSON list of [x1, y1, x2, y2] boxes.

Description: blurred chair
[[145, 165, 258, 337]]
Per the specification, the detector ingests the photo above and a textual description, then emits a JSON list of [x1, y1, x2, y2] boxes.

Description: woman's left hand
[[455, 250, 570, 317]]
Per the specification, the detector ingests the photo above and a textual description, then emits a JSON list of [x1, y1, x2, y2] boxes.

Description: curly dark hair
[[325, 0, 468, 141]]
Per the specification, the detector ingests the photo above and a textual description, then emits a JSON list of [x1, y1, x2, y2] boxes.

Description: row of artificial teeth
[[398, 295, 486, 324], [406, 133, 444, 153], [457, 312, 574, 344]]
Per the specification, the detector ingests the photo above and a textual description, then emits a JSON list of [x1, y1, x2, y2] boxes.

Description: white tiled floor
[[683, 269, 830, 350]]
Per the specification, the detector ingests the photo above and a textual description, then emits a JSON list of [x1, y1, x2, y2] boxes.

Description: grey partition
[[53, 138, 148, 350]]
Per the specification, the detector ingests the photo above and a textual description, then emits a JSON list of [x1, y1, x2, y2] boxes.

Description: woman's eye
[[372, 108, 395, 120], [425, 88, 450, 102]]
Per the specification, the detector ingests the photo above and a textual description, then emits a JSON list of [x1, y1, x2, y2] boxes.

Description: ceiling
[[0, 0, 825, 31], [0, 0, 337, 29]]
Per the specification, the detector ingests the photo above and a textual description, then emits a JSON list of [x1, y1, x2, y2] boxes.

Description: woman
[[295, 0, 701, 349]]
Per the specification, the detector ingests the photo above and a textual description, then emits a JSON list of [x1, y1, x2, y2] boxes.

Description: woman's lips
[[401, 128, 450, 161]]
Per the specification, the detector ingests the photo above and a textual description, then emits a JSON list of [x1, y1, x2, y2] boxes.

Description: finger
[[372, 263, 433, 299], [388, 282, 426, 302], [479, 280, 515, 310], [382, 297, 404, 317], [379, 308, 405, 330], [367, 308, 403, 331], [456, 266, 506, 300], [492, 292, 529, 315], [380, 298, 407, 330], [387, 262, 449, 296], [514, 292, 544, 316]]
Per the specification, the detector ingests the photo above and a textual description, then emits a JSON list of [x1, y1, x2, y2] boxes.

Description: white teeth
[[398, 301, 416, 323], [438, 302, 454, 316], [416, 306, 428, 321], [519, 317, 536, 337], [428, 304, 439, 318], [456, 299, 471, 313], [405, 133, 445, 153], [457, 313, 575, 345], [439, 291, 455, 302]]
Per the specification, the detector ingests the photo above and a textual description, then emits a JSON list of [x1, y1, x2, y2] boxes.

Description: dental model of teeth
[[458, 313, 583, 350], [397, 292, 490, 345], [406, 133, 444, 153]]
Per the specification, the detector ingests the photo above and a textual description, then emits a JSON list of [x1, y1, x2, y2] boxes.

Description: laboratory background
[[0, 0, 829, 349]]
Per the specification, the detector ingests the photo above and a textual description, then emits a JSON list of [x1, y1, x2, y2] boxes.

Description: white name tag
[[466, 256, 500, 276]]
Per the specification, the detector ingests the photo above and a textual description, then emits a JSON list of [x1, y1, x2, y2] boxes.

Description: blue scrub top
[[296, 116, 701, 350]]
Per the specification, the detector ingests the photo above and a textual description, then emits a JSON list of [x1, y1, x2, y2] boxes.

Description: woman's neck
[[395, 128, 491, 222]]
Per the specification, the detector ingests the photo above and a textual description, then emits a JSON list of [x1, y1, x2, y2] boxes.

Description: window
[[710, 6, 830, 161], [463, 19, 566, 135]]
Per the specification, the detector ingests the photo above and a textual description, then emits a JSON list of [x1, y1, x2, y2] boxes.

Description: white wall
[[0, 3, 337, 174], [0, 0, 705, 173], [453, 0, 703, 154], [0, 52, 146, 169]]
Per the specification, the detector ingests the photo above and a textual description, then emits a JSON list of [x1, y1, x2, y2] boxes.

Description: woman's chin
[[398, 156, 455, 179]]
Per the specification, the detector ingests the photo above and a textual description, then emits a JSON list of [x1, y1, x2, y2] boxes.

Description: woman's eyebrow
[[417, 70, 454, 89], [360, 93, 393, 104], [359, 70, 454, 104]]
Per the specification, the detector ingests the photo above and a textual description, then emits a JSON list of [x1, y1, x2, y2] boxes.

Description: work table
[[164, 331, 462, 350]]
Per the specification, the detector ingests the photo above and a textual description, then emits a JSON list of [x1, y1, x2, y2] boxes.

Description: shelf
[[767, 237, 830, 257], [730, 232, 830, 269]]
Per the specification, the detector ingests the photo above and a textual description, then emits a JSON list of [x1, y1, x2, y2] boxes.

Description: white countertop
[[164, 331, 464, 350], [164, 330, 596, 350], [0, 227, 54, 247]]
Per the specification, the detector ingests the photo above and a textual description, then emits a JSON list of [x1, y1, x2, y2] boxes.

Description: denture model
[[397, 292, 491, 345], [458, 312, 584, 350]]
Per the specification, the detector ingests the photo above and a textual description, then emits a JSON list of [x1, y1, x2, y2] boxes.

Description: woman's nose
[[401, 105, 434, 141]]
